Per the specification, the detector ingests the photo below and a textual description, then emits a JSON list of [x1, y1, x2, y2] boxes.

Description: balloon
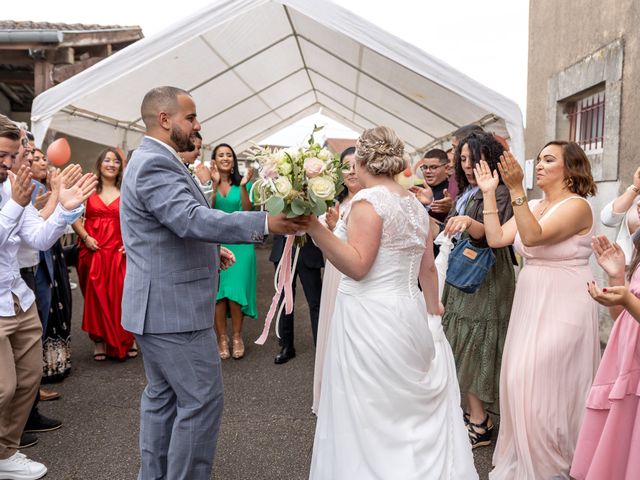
[[47, 138, 71, 166]]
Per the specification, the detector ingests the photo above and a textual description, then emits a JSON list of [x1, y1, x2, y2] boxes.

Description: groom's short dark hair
[[141, 86, 191, 129]]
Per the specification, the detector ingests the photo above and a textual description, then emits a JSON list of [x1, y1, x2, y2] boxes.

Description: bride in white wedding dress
[[307, 127, 477, 480]]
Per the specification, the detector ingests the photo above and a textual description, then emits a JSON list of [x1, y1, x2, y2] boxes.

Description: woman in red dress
[[73, 148, 135, 360]]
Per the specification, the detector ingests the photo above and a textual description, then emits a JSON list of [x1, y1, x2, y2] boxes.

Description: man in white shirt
[[0, 114, 97, 480]]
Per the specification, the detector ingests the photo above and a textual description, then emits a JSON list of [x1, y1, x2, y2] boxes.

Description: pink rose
[[304, 157, 325, 178]]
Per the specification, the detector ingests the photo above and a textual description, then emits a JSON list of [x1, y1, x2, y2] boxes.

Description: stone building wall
[[526, 0, 640, 342]]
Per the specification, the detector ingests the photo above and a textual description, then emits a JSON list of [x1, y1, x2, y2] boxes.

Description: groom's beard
[[170, 126, 195, 152]]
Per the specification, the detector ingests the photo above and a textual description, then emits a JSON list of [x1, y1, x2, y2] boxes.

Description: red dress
[[78, 193, 133, 359]]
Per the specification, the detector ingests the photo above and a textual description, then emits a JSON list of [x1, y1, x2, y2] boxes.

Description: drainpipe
[[0, 30, 63, 43]]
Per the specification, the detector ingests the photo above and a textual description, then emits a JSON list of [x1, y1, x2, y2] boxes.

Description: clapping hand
[[591, 235, 625, 279], [632, 167, 640, 192], [431, 188, 453, 214], [220, 246, 236, 270], [409, 185, 433, 206], [474, 160, 500, 194], [50, 164, 83, 195], [497, 151, 524, 191], [58, 173, 97, 211], [9, 165, 35, 207], [240, 167, 254, 187], [33, 186, 52, 210], [194, 162, 212, 185], [325, 203, 340, 231], [210, 162, 221, 186], [587, 282, 633, 307]]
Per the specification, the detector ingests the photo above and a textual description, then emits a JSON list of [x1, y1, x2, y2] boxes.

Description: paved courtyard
[[27, 244, 494, 479]]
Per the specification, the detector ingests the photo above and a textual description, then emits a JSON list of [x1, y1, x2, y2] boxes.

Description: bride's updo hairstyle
[[355, 126, 406, 177]]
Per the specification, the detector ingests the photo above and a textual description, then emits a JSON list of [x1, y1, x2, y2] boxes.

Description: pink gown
[[490, 197, 600, 479], [570, 267, 640, 479]]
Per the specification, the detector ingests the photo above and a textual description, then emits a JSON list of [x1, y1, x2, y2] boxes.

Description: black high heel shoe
[[467, 414, 493, 449]]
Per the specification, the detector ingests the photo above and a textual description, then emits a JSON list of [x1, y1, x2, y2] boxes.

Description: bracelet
[[82, 233, 88, 242], [628, 185, 640, 194], [482, 210, 499, 215]]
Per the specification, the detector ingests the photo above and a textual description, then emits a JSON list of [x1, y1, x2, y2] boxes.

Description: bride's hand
[[427, 302, 445, 316], [307, 214, 321, 235]]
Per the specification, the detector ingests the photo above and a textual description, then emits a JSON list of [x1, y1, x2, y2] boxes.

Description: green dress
[[441, 188, 516, 414], [214, 182, 257, 318]]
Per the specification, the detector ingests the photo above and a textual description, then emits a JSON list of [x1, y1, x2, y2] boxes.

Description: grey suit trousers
[[135, 329, 223, 480]]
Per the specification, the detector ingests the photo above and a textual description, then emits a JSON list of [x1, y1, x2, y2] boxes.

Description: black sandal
[[93, 341, 107, 361], [126, 346, 139, 358], [467, 414, 493, 449]]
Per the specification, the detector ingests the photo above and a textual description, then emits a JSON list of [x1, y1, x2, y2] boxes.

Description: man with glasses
[[418, 148, 455, 223]]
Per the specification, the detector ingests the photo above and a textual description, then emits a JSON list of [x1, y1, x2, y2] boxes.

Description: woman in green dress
[[441, 131, 516, 449], [211, 143, 256, 360]]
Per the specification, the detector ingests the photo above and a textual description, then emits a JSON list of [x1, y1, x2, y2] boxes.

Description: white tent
[[31, 0, 524, 160]]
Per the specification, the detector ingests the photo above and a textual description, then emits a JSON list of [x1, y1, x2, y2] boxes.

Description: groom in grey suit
[[120, 86, 307, 480]]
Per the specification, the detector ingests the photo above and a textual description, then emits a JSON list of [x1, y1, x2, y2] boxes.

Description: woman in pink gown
[[571, 234, 640, 479], [474, 141, 600, 479]]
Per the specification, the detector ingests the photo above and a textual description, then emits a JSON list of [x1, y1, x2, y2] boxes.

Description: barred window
[[568, 90, 605, 153]]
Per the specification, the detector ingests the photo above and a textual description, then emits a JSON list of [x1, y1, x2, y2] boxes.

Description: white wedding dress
[[309, 185, 477, 480]]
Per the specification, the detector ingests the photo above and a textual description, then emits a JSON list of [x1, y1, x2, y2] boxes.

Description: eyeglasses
[[420, 164, 447, 172]]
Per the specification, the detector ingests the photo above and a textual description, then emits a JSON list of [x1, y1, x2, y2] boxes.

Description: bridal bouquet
[[248, 126, 344, 240], [252, 127, 344, 345]]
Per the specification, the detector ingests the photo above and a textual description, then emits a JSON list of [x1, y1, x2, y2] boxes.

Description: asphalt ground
[[26, 244, 494, 479]]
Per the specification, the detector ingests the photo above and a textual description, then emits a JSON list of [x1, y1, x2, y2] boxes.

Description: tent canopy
[[31, 0, 524, 160]]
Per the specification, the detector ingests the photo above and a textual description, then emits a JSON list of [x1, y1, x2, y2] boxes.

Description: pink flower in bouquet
[[261, 160, 278, 179], [304, 157, 325, 178]]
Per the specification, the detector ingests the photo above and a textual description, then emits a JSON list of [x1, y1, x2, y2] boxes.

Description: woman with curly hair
[[442, 131, 516, 449]]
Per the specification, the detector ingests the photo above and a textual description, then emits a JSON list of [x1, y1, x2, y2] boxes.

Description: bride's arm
[[307, 200, 382, 281], [418, 232, 443, 315]]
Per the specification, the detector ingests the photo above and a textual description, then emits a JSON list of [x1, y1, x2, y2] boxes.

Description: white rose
[[317, 149, 331, 161], [308, 176, 335, 200], [274, 176, 293, 198]]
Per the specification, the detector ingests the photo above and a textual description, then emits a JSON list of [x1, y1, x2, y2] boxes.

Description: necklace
[[535, 195, 571, 218]]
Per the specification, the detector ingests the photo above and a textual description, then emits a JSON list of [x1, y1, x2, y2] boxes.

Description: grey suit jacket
[[120, 137, 267, 335]]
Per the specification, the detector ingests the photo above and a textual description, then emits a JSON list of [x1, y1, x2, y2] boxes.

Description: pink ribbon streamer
[[255, 235, 295, 345]]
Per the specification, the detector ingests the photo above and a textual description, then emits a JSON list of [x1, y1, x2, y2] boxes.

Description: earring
[[231, 168, 234, 174]]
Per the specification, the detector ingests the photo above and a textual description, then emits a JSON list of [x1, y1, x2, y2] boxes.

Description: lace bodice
[[339, 185, 429, 297]]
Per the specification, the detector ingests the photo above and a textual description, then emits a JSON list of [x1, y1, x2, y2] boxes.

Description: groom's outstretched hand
[[267, 213, 311, 235]]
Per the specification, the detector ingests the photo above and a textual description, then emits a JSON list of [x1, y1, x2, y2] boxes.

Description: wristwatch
[[511, 196, 527, 207]]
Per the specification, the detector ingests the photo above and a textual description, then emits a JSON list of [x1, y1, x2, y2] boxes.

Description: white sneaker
[[69, 281, 78, 290], [0, 451, 47, 480]]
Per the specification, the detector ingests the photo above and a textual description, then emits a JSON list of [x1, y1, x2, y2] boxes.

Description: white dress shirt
[[17, 180, 47, 269], [0, 179, 83, 317]]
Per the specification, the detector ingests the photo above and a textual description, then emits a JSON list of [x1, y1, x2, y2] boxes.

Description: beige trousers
[[0, 296, 42, 459]]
